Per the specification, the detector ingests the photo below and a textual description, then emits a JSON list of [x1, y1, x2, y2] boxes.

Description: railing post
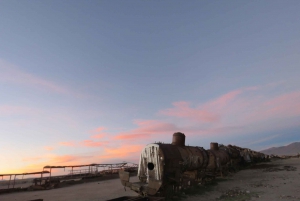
[[49, 168, 52, 184], [8, 175, 11, 189], [12, 175, 17, 189]]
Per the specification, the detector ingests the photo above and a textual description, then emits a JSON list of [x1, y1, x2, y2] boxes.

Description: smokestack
[[172, 132, 185, 146], [210, 142, 219, 150]]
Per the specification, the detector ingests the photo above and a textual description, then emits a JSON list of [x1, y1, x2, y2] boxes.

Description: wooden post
[[49, 168, 52, 184], [8, 175, 11, 189], [12, 175, 17, 189]]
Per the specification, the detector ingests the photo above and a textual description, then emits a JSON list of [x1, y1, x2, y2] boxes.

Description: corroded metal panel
[[138, 144, 164, 182], [119, 170, 130, 187]]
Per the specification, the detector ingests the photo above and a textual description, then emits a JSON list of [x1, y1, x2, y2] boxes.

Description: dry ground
[[0, 177, 138, 201], [185, 157, 300, 201], [0, 158, 299, 201]]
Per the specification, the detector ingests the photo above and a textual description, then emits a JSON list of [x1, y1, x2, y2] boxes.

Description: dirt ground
[[0, 158, 299, 201], [185, 157, 300, 201], [0, 176, 138, 201]]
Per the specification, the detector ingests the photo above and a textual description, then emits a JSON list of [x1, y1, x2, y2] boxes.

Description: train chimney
[[210, 142, 219, 150], [172, 132, 185, 146]]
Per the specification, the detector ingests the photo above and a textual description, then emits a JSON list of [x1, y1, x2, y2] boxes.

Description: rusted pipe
[[172, 132, 185, 146], [210, 142, 219, 150]]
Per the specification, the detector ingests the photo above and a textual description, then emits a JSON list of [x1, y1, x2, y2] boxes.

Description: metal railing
[[68, 168, 98, 175]]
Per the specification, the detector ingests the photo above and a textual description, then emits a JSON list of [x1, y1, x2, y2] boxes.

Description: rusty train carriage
[[119, 132, 268, 197]]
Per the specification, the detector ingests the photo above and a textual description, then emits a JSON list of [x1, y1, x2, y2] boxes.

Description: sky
[[0, 0, 300, 174]]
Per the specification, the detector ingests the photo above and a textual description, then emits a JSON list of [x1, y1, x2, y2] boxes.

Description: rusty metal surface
[[138, 144, 163, 182], [210, 142, 219, 150], [0, 171, 50, 177], [171, 132, 185, 146]]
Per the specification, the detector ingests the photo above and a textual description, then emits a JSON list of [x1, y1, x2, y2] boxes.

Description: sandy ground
[[185, 157, 300, 201], [0, 177, 139, 201], [0, 158, 299, 201]]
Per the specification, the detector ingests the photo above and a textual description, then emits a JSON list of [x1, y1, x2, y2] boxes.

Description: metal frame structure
[[0, 162, 137, 193], [0, 171, 50, 190], [42, 162, 138, 182]]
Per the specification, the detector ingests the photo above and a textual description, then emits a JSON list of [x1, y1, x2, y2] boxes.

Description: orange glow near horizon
[[2, 87, 300, 175]]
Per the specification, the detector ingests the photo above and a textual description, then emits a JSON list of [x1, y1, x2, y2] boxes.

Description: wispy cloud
[[59, 141, 76, 147], [91, 127, 106, 133], [114, 120, 179, 140], [58, 134, 108, 148], [22, 156, 44, 162], [101, 145, 143, 159], [1, 153, 94, 174], [33, 82, 300, 171], [47, 154, 92, 165], [90, 127, 107, 139], [114, 133, 151, 140], [112, 82, 300, 145], [0, 59, 70, 94], [44, 146, 55, 151], [0, 105, 39, 116], [160, 101, 220, 123], [80, 140, 107, 147]]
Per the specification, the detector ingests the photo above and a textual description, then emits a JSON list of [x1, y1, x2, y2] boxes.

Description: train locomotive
[[119, 132, 268, 197]]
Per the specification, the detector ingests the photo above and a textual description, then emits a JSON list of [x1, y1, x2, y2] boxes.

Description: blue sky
[[0, 0, 300, 173]]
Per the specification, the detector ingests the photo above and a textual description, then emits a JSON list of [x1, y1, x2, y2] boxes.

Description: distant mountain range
[[260, 142, 300, 155]]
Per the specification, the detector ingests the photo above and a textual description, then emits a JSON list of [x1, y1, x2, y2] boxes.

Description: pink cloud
[[22, 156, 43, 162], [156, 84, 300, 137], [90, 127, 106, 133], [59, 141, 76, 147], [90, 134, 106, 139], [57, 127, 108, 148], [206, 89, 242, 109], [160, 101, 220, 123], [114, 133, 150, 140], [48, 155, 91, 164], [101, 145, 143, 159], [44, 146, 55, 151], [90, 127, 107, 139], [114, 120, 179, 140], [80, 140, 107, 147], [3, 154, 93, 174], [159, 89, 245, 124], [245, 91, 300, 123]]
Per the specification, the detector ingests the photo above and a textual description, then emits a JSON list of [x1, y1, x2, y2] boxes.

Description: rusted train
[[119, 132, 268, 197]]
